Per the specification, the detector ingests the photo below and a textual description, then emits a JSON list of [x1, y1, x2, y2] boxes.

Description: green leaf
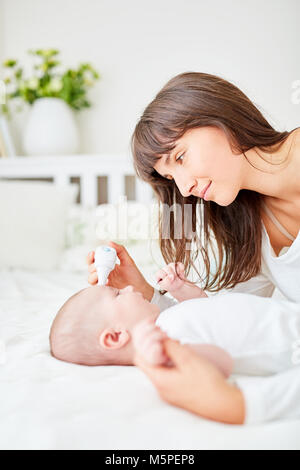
[[3, 59, 17, 67], [2, 49, 100, 110]]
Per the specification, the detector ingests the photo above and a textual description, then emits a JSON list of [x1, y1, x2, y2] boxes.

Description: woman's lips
[[199, 181, 212, 199], [203, 181, 212, 200]]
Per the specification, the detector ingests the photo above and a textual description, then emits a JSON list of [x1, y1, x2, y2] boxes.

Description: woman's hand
[[86, 241, 154, 301], [134, 338, 245, 425]]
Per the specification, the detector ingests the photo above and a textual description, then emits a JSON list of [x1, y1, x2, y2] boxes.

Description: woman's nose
[[174, 174, 196, 198]]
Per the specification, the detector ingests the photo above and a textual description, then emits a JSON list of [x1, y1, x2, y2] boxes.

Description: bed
[[0, 155, 299, 450]]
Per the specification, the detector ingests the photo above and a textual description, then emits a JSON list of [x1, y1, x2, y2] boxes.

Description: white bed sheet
[[1, 267, 300, 450]]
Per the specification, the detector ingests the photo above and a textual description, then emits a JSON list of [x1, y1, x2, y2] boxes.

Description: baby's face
[[50, 284, 160, 366], [95, 284, 160, 328]]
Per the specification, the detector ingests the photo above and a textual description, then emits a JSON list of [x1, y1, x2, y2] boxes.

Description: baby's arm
[[132, 318, 233, 378], [155, 262, 208, 302]]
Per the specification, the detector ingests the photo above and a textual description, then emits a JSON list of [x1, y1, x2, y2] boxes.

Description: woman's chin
[[213, 192, 237, 207]]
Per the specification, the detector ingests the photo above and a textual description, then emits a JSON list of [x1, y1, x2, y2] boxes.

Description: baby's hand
[[155, 262, 186, 292], [132, 318, 170, 366]]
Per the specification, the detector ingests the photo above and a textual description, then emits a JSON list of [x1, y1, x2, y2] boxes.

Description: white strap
[[261, 201, 295, 241]]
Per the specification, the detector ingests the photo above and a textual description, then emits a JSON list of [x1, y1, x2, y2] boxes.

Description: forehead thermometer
[[94, 245, 117, 286]]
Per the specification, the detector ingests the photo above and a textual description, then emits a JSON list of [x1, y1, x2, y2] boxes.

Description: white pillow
[[0, 180, 78, 270]]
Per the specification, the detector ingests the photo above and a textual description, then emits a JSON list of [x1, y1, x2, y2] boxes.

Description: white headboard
[[0, 154, 154, 206]]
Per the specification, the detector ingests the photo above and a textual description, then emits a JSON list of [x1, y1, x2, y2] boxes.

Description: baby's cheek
[[132, 328, 144, 349]]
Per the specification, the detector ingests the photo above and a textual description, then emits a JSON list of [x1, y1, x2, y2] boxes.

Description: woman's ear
[[98, 328, 130, 350]]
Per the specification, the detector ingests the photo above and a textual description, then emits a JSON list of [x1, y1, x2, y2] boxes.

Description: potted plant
[[1, 49, 100, 156]]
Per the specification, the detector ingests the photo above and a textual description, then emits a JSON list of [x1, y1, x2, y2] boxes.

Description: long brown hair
[[131, 72, 298, 293]]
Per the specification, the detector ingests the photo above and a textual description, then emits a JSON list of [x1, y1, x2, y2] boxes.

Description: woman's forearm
[[141, 283, 155, 302], [213, 382, 246, 425], [191, 380, 245, 425]]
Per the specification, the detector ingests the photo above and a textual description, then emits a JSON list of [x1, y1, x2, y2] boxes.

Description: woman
[[87, 72, 300, 425]]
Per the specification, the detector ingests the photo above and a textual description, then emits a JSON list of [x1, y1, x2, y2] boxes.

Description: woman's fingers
[[87, 251, 97, 285], [88, 263, 96, 274], [86, 244, 136, 268], [107, 241, 135, 266], [162, 339, 197, 369], [88, 272, 98, 285], [86, 251, 95, 265]]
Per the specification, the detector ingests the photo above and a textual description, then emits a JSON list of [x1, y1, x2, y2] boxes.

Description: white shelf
[[0, 154, 154, 205]]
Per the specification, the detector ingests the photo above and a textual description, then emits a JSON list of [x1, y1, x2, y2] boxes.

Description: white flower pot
[[23, 97, 80, 156]]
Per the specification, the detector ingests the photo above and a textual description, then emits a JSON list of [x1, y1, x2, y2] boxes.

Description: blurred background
[[1, 0, 299, 155]]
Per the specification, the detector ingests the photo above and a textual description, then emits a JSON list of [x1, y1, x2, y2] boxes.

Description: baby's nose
[[122, 285, 134, 293]]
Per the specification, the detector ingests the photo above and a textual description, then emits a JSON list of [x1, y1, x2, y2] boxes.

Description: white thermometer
[[94, 245, 117, 286]]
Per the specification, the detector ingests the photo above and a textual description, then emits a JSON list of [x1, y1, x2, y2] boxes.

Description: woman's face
[[153, 126, 245, 206]]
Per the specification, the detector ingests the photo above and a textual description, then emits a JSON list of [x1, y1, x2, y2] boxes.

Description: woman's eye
[[163, 153, 184, 180], [176, 153, 184, 163]]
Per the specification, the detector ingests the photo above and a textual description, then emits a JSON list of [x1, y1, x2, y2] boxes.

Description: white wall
[[0, 0, 5, 65], [1, 0, 300, 155]]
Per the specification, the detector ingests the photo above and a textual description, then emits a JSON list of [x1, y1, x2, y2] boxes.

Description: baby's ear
[[98, 328, 130, 350]]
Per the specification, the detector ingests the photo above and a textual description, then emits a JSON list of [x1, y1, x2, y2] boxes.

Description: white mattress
[[1, 267, 300, 450]]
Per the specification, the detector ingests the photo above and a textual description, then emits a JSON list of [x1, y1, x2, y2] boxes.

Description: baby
[[50, 262, 233, 376]]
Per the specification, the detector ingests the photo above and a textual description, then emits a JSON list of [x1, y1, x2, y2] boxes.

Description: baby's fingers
[[177, 262, 185, 272], [164, 263, 184, 279], [143, 328, 167, 350], [176, 262, 186, 278], [170, 262, 185, 277], [132, 319, 157, 343], [155, 268, 169, 283], [146, 343, 169, 365]]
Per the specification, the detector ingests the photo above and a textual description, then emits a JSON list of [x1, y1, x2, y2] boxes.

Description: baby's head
[[49, 285, 160, 366]]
